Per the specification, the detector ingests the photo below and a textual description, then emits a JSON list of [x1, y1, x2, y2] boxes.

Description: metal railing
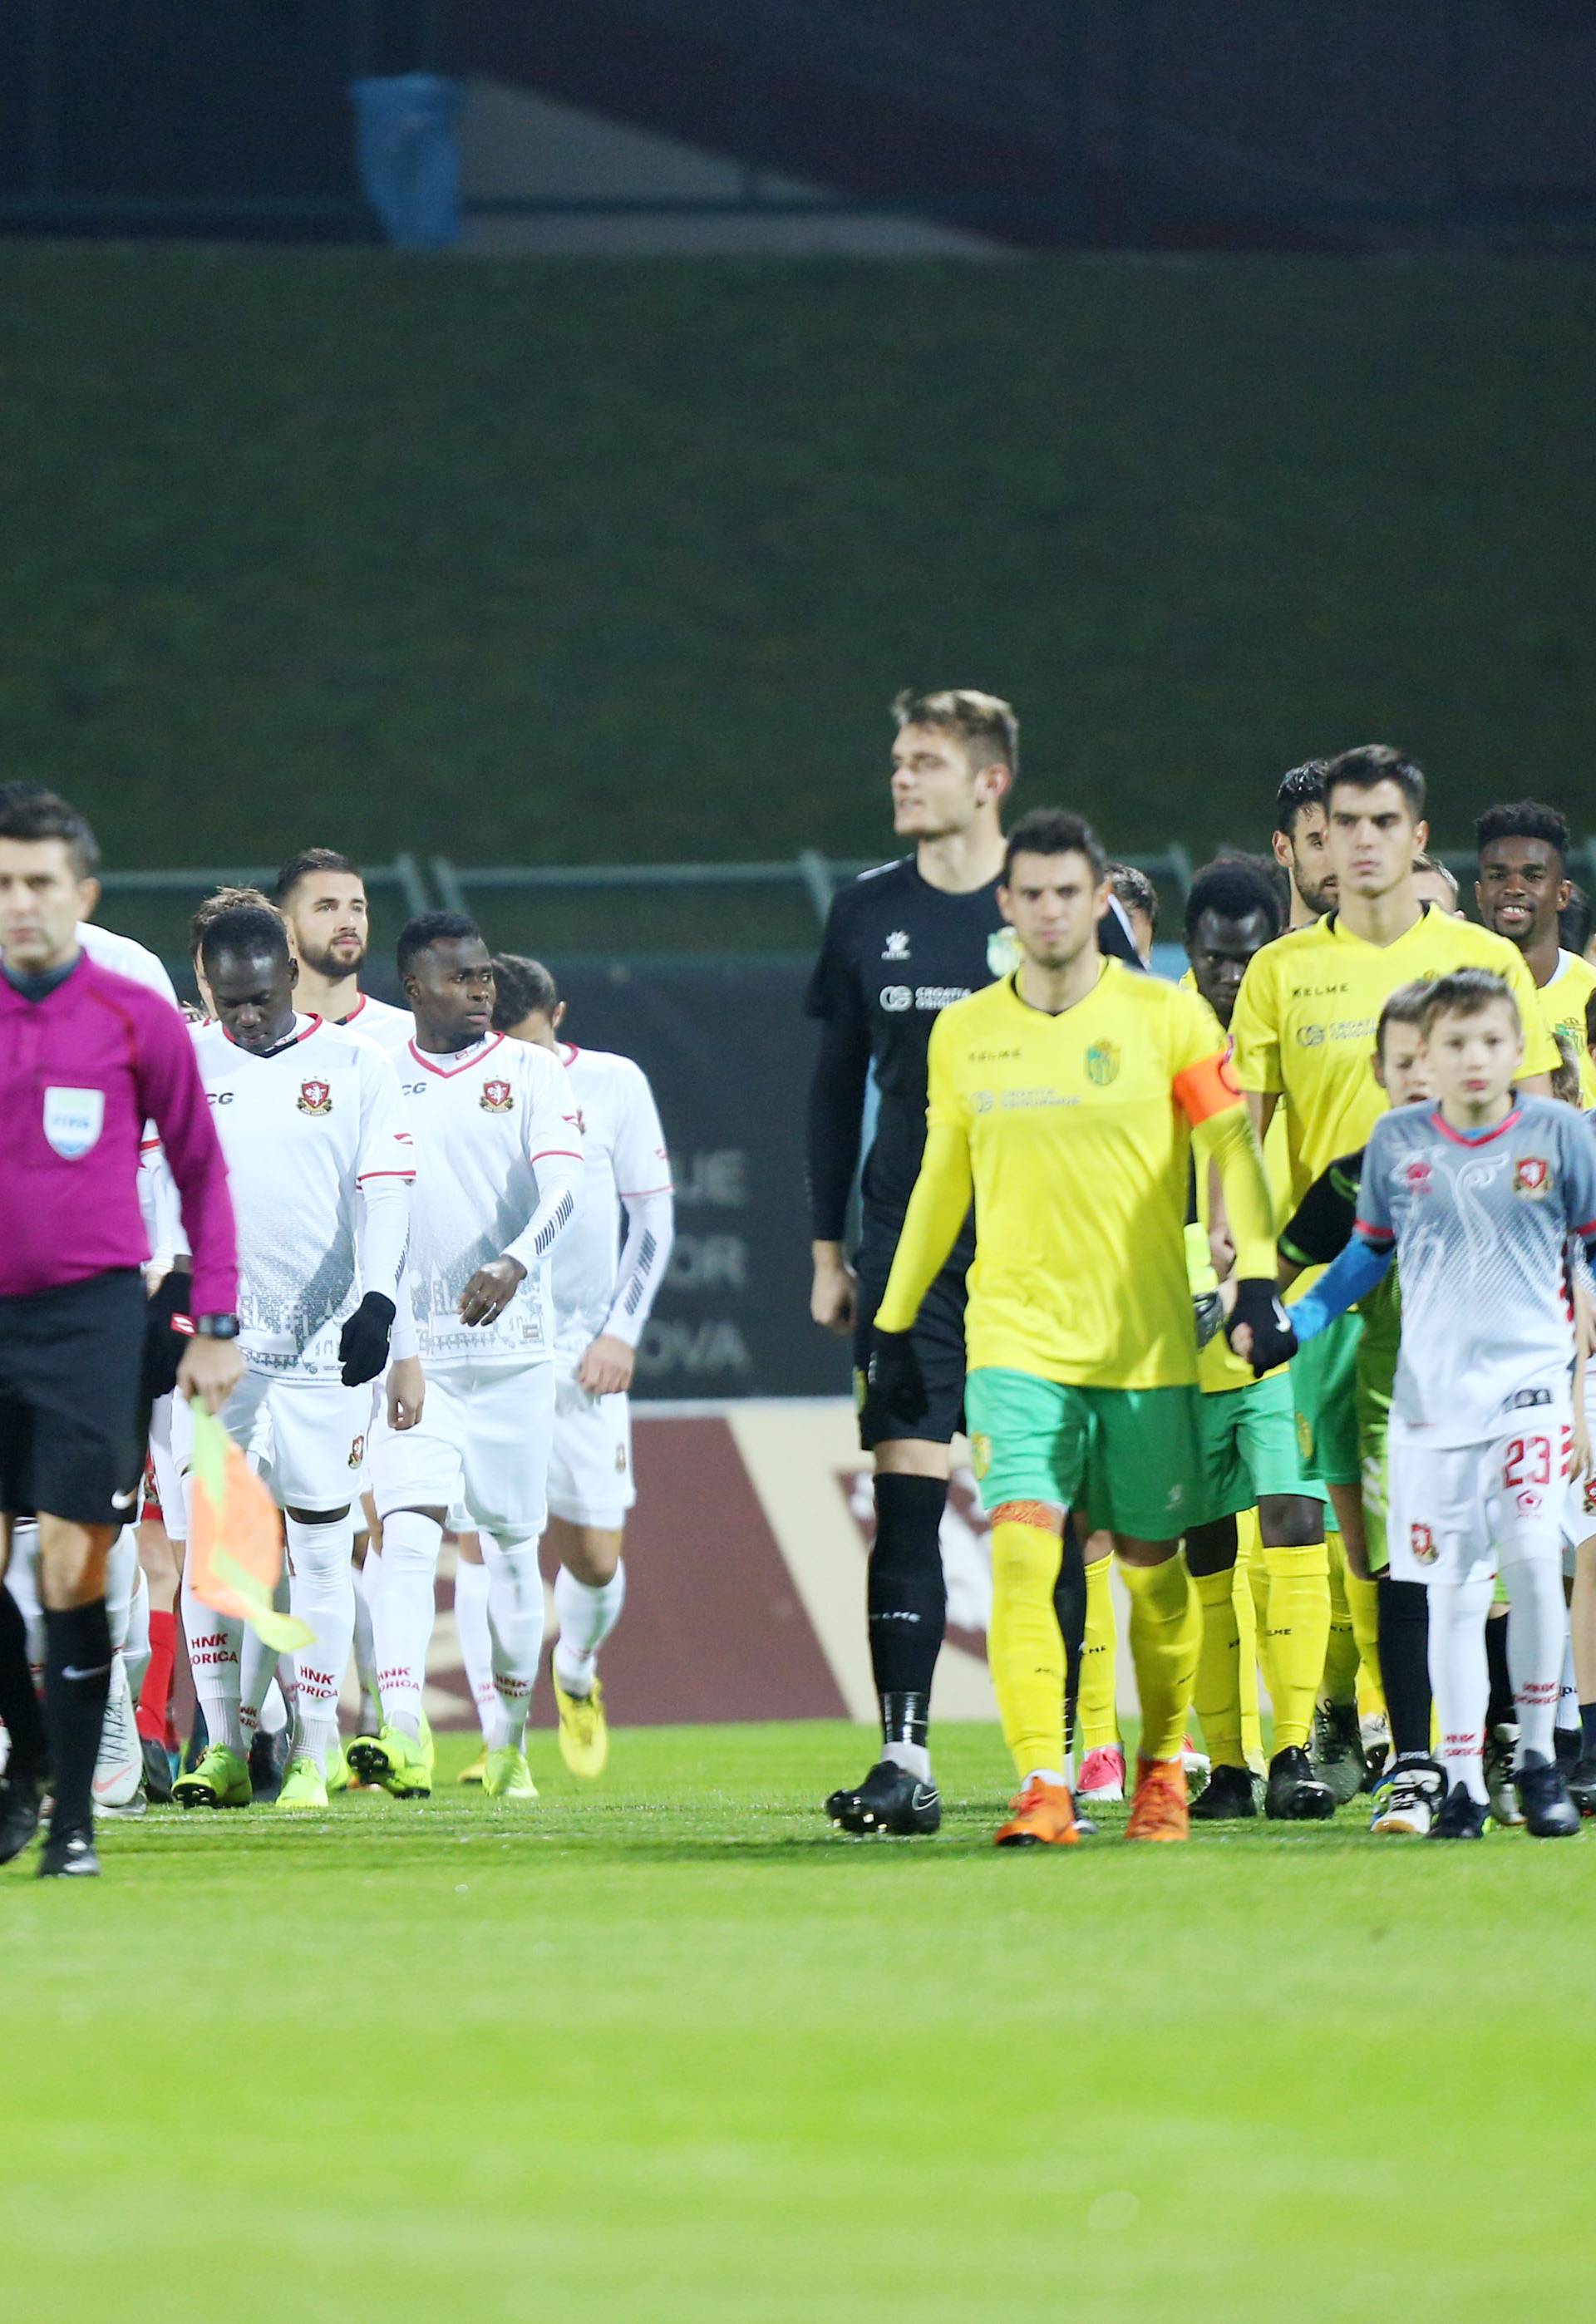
[[98, 855, 430, 918]]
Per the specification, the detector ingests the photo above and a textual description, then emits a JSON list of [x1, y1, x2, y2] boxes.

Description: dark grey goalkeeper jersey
[[1356, 1095, 1596, 1445]]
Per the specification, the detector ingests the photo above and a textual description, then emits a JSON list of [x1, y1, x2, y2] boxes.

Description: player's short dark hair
[[1106, 862, 1159, 933], [490, 953, 560, 1030], [274, 847, 361, 905], [1418, 968, 1520, 1037], [1184, 855, 1283, 943], [1273, 761, 1329, 839], [1323, 745, 1426, 820], [892, 688, 1019, 779], [1002, 808, 1106, 887], [1474, 800, 1570, 864], [1411, 851, 1459, 902], [190, 886, 276, 961], [198, 902, 292, 975], [397, 911, 482, 979], [0, 783, 101, 879], [1375, 978, 1432, 1059], [1560, 883, 1593, 956]]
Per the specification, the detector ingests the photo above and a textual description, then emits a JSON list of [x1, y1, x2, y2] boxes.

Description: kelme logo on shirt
[[297, 1079, 332, 1115], [480, 1079, 514, 1113], [1085, 1041, 1121, 1086], [42, 1086, 104, 1160], [987, 928, 1022, 977]]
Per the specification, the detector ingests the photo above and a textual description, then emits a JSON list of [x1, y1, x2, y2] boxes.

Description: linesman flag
[[185, 1397, 312, 1652]]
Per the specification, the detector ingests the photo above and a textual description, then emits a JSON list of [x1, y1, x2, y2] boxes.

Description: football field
[[2, 1721, 1591, 2322]]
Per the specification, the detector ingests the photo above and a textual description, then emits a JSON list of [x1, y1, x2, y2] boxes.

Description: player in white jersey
[[451, 956, 674, 1780], [1238, 969, 1596, 1839], [357, 914, 584, 1804], [171, 904, 421, 1814], [273, 847, 414, 1055]]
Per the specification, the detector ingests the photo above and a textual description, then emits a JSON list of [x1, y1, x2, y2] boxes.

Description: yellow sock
[[1322, 1528, 1359, 1706], [1240, 1512, 1277, 1711], [1078, 1553, 1120, 1752], [1344, 1566, 1386, 1722], [1262, 1542, 1331, 1755], [1193, 1568, 1244, 1769], [988, 1509, 1066, 1783], [1234, 1562, 1264, 1771], [1120, 1555, 1199, 1764]]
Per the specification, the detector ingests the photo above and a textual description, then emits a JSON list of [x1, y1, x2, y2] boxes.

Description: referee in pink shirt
[[0, 788, 242, 1877]]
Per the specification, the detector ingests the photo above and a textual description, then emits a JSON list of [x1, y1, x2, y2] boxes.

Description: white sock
[[239, 1571, 293, 1745], [372, 1511, 442, 1741], [353, 1546, 382, 1728], [453, 1559, 496, 1741], [1022, 1766, 1068, 1789], [123, 1564, 152, 1699], [884, 1741, 932, 1781], [105, 1525, 139, 1652], [482, 1534, 544, 1752], [1427, 1573, 1494, 1805], [1557, 1630, 1579, 1734], [286, 1514, 356, 1775], [180, 1561, 246, 1757], [552, 1562, 626, 1700], [1500, 1553, 1567, 1766], [7, 1521, 44, 1684]]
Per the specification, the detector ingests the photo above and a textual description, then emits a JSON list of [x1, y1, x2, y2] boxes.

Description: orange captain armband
[[1172, 1050, 1243, 1127]]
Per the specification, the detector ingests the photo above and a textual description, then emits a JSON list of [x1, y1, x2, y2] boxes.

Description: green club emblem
[[1085, 1041, 1120, 1086]]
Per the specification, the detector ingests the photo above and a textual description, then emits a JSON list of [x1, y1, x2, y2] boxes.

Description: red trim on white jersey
[[406, 1032, 507, 1079], [220, 1013, 325, 1052], [1431, 1105, 1522, 1148], [617, 1181, 674, 1199], [559, 1042, 580, 1066], [357, 1168, 417, 1182], [530, 1148, 583, 1165]]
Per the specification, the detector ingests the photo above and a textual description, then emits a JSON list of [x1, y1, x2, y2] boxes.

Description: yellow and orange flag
[[185, 1397, 313, 1652]]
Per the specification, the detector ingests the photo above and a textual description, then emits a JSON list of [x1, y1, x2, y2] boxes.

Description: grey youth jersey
[[1357, 1096, 1596, 1445]]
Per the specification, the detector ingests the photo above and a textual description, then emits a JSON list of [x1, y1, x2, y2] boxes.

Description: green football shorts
[[1190, 1367, 1326, 1529], [1290, 1310, 1364, 1490], [963, 1368, 1202, 1543]]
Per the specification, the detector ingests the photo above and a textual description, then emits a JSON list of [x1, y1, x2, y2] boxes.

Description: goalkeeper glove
[[863, 1327, 929, 1428], [1224, 1278, 1298, 1377], [339, 1292, 397, 1387]]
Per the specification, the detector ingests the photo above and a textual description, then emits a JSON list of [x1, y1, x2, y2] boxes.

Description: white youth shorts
[[1387, 1403, 1572, 1586], [1561, 1366, 1596, 1570], [548, 1364, 635, 1531], [371, 1359, 554, 1544], [200, 1371, 372, 1516], [147, 1391, 190, 1544]]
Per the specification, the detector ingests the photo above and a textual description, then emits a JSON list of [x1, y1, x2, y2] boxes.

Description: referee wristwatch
[[194, 1313, 241, 1339]]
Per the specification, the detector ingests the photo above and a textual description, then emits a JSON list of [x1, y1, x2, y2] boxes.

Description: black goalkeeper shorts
[[0, 1269, 146, 1528], [852, 1212, 969, 1453]]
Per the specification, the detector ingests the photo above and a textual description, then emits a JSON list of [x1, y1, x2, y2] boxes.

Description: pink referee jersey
[[0, 953, 237, 1312]]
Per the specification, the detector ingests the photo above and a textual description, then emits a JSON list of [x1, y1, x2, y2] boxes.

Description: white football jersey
[[192, 1014, 415, 1377], [77, 920, 179, 1005], [396, 1031, 583, 1367], [80, 920, 181, 1261], [552, 1043, 672, 1352], [337, 992, 415, 1056]]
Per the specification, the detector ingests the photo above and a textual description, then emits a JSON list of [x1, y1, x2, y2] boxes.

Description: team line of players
[[16, 846, 676, 1820], [808, 694, 1596, 1846]]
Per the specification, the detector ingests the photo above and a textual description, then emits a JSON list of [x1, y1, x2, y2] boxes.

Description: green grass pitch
[[2, 1721, 1590, 2322]]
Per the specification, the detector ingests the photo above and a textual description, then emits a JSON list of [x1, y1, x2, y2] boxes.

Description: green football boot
[[275, 1755, 328, 1813], [172, 1745, 252, 1810], [483, 1746, 538, 1801], [346, 1723, 432, 1799], [325, 1737, 352, 1795]]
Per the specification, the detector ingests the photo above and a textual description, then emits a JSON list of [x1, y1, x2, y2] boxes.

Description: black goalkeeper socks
[[869, 1473, 948, 1736], [42, 1599, 112, 1835], [0, 1583, 46, 1786], [1377, 1573, 1432, 1760]]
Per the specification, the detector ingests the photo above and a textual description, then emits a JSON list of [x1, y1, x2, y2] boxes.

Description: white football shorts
[[371, 1358, 554, 1544], [547, 1362, 635, 1530], [198, 1371, 372, 1516], [147, 1391, 190, 1544], [1387, 1402, 1572, 1585]]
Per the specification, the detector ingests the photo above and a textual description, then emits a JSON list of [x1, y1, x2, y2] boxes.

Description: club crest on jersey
[[347, 1434, 366, 1470], [1404, 1159, 1433, 1193], [1085, 1041, 1121, 1086], [1409, 1523, 1438, 1567], [987, 928, 1022, 977], [882, 930, 910, 961], [1516, 1489, 1543, 1516], [1513, 1156, 1550, 1198], [297, 1079, 332, 1115], [480, 1079, 514, 1113]]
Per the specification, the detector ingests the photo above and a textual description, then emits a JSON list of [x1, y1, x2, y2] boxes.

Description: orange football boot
[[1125, 1755, 1190, 1842], [994, 1776, 1083, 1847]]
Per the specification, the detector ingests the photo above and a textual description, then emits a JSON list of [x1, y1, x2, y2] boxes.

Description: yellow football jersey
[[1535, 949, 1596, 1107], [1177, 969, 1293, 1392], [887, 962, 1235, 1390], [1229, 904, 1559, 1204]]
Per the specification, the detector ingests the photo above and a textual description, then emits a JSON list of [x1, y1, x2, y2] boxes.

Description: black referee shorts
[[853, 1214, 969, 1453], [0, 1268, 147, 1529]]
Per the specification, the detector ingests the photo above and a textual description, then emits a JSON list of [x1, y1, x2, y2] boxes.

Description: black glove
[[339, 1292, 397, 1387], [141, 1266, 195, 1404], [863, 1327, 929, 1429], [1224, 1278, 1298, 1377]]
